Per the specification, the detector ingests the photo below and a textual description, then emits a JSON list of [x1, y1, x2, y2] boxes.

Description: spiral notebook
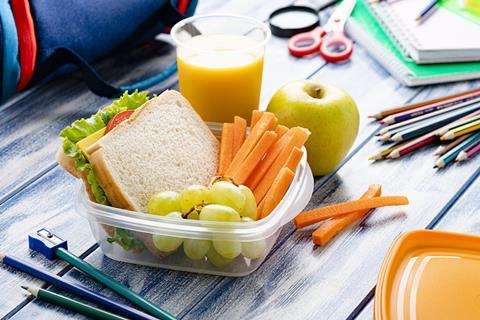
[[367, 0, 480, 64], [346, 0, 480, 86]]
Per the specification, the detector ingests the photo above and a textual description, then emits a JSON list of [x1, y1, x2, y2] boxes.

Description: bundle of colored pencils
[[368, 88, 480, 169]]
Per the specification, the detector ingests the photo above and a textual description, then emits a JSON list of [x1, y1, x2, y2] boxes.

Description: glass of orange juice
[[171, 14, 271, 123]]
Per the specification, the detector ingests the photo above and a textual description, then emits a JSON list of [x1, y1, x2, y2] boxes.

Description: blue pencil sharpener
[[28, 228, 68, 260]]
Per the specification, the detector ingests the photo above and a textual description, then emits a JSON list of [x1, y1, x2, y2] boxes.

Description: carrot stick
[[245, 129, 295, 190], [251, 110, 263, 128], [294, 196, 409, 228], [285, 147, 304, 172], [253, 127, 310, 203], [217, 123, 234, 175], [275, 125, 289, 139], [260, 167, 295, 219], [257, 198, 266, 217], [231, 131, 278, 185], [232, 116, 247, 158], [225, 112, 277, 176], [312, 184, 382, 246]]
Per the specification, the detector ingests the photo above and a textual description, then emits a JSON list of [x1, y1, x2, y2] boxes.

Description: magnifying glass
[[268, 0, 341, 38], [269, 6, 320, 38]]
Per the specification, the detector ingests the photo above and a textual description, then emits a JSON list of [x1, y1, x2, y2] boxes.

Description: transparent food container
[[75, 123, 314, 277]]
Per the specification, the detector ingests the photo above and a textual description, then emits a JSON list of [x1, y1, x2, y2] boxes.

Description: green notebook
[[346, 0, 480, 86]]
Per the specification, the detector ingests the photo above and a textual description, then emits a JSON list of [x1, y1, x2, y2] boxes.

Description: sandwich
[[57, 90, 219, 252]]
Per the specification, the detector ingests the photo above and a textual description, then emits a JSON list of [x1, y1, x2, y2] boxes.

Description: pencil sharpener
[[28, 228, 68, 260]]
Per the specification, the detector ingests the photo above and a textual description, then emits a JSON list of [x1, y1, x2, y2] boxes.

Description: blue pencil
[[0, 253, 156, 320], [416, 0, 441, 21]]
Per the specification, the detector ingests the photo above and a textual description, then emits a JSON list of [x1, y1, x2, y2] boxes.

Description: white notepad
[[368, 0, 480, 64]]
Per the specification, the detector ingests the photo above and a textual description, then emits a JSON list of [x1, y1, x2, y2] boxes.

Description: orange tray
[[375, 230, 480, 320]]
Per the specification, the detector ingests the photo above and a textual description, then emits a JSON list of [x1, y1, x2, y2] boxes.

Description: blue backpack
[[0, 0, 198, 102]]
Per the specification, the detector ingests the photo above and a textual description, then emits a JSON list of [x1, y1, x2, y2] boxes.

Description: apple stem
[[314, 87, 323, 99]]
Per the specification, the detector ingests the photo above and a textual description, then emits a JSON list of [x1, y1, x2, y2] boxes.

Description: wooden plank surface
[[0, 0, 479, 319], [0, 0, 331, 318]]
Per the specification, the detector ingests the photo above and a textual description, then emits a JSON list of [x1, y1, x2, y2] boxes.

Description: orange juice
[[177, 34, 264, 123]]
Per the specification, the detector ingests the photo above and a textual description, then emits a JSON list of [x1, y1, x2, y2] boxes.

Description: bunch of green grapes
[[146, 181, 266, 265]]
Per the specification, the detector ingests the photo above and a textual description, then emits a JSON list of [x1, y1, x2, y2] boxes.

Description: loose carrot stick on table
[[225, 112, 277, 176], [232, 116, 247, 158], [231, 131, 278, 185], [251, 110, 263, 128], [294, 196, 409, 228], [253, 127, 310, 203], [217, 123, 234, 175], [260, 167, 295, 219], [312, 184, 382, 246]]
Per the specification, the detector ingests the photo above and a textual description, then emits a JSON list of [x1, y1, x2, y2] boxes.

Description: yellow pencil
[[368, 141, 407, 161], [440, 119, 480, 141]]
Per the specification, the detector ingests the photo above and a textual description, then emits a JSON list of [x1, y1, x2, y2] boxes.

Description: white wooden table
[[0, 1, 479, 319]]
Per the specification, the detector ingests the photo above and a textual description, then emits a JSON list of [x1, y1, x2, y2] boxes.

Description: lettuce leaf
[[100, 90, 150, 124], [59, 90, 150, 242], [107, 228, 145, 251]]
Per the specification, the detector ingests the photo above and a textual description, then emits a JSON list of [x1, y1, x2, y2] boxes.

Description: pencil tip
[[21, 285, 28, 290]]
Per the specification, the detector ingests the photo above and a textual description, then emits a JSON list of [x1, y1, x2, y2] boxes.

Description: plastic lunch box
[[75, 123, 314, 276], [374, 230, 480, 319]]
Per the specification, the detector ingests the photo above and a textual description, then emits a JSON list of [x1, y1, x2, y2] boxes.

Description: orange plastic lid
[[374, 230, 480, 320]]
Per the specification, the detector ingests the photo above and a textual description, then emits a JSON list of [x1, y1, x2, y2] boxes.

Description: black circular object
[[268, 5, 320, 38]]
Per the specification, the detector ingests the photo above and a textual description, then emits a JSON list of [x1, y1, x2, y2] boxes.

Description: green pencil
[[22, 286, 127, 320], [55, 247, 176, 320]]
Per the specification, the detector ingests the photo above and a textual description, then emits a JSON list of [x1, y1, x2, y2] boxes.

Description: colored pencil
[[390, 105, 479, 142], [378, 121, 421, 140], [0, 253, 156, 320], [440, 119, 480, 141], [368, 87, 480, 119], [435, 132, 480, 168], [22, 286, 128, 320], [368, 141, 407, 160], [456, 141, 480, 162], [433, 134, 472, 156], [435, 110, 480, 136], [381, 96, 480, 125], [387, 131, 437, 159], [416, 0, 441, 21], [54, 248, 177, 320]]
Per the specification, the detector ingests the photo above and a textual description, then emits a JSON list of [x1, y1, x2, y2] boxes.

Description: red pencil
[[456, 139, 480, 162]]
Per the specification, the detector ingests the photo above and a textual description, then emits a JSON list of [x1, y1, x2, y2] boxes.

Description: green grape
[[187, 211, 200, 220], [242, 240, 266, 259], [179, 185, 210, 213], [239, 217, 266, 259], [207, 247, 232, 267], [183, 239, 211, 260], [213, 240, 241, 259], [238, 185, 258, 220], [199, 204, 241, 222], [147, 191, 180, 216], [152, 212, 183, 252], [209, 181, 245, 212]]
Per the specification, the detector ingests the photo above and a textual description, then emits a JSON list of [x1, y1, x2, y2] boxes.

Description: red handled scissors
[[287, 0, 356, 62]]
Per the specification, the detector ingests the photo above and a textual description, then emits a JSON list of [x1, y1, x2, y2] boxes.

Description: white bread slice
[[87, 90, 219, 212]]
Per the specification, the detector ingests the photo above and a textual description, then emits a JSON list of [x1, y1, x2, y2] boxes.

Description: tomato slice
[[106, 110, 135, 133]]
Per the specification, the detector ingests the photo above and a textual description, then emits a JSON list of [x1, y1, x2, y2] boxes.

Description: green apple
[[267, 80, 359, 175]]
